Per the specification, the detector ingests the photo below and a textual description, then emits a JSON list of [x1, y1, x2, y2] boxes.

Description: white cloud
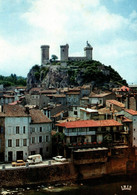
[[0, 36, 41, 76], [94, 39, 137, 83], [83, 6, 128, 32]]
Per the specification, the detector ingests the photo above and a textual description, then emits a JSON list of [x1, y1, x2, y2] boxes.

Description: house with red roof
[[56, 119, 126, 147]]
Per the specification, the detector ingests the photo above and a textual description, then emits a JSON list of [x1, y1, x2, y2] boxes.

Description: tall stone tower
[[84, 41, 93, 60], [41, 45, 50, 65], [60, 44, 69, 61]]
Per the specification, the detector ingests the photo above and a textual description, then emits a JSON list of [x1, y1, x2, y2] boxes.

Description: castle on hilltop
[[41, 41, 93, 65]]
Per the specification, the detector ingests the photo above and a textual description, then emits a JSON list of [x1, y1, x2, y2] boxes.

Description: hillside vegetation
[[27, 60, 127, 89], [0, 74, 26, 87]]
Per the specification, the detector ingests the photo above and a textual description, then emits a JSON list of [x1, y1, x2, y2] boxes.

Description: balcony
[[64, 131, 95, 136], [67, 141, 103, 149]]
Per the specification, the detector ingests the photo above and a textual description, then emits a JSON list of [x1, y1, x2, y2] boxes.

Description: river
[[1, 175, 137, 195]]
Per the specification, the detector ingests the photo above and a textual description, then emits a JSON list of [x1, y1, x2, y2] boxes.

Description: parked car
[[12, 160, 26, 167], [27, 154, 42, 164], [52, 155, 67, 162]]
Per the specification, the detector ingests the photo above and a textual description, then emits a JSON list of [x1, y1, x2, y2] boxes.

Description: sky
[[0, 0, 137, 84]]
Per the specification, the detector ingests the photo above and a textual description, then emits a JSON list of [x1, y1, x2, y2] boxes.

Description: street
[[0, 159, 69, 170]]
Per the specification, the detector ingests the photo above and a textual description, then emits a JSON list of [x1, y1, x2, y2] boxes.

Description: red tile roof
[[89, 92, 112, 98], [29, 109, 52, 124], [56, 119, 122, 129], [66, 92, 80, 95], [125, 109, 137, 116], [106, 100, 125, 108], [122, 117, 132, 123], [0, 105, 30, 117], [40, 90, 57, 94], [118, 86, 130, 92]]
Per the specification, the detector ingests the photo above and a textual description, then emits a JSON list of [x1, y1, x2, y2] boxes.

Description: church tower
[[41, 45, 50, 65], [84, 41, 93, 60], [60, 44, 69, 61]]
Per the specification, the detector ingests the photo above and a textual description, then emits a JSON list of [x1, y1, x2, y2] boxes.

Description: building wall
[[132, 116, 137, 147], [0, 117, 5, 161], [5, 116, 31, 162], [66, 94, 80, 106], [124, 112, 137, 147], [89, 97, 103, 105], [39, 95, 50, 109], [29, 123, 52, 158], [68, 57, 86, 61]]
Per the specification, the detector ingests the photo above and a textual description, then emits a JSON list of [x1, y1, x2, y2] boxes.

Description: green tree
[[51, 55, 58, 61]]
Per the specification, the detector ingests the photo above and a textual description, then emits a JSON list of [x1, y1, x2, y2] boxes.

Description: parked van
[[27, 154, 42, 164]]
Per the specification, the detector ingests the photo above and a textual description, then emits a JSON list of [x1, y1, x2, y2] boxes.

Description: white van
[[27, 154, 42, 164]]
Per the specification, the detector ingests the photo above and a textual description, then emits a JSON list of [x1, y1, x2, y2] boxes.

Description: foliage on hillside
[[32, 65, 49, 81], [0, 74, 26, 87], [67, 60, 127, 86], [29, 60, 127, 88]]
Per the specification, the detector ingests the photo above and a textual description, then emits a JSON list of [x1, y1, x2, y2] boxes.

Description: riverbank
[[0, 155, 137, 188], [1, 174, 137, 195]]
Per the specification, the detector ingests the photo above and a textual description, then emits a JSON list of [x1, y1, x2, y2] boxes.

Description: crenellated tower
[[60, 44, 69, 61], [84, 41, 93, 60], [41, 45, 50, 65]]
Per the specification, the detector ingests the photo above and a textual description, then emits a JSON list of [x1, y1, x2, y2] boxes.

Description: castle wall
[[68, 57, 86, 61]]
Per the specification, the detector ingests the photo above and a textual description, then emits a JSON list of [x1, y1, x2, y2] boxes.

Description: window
[[74, 111, 77, 115], [46, 136, 49, 142], [8, 139, 12, 147], [32, 137, 35, 144], [46, 147, 49, 152], [23, 139, 27, 146], [91, 135, 96, 142], [0, 126, 3, 134], [23, 126, 25, 134], [99, 100, 102, 104], [16, 139, 19, 147], [16, 126, 20, 134], [39, 136, 42, 143], [102, 127, 106, 132], [40, 127, 42, 132], [30, 127, 35, 133]]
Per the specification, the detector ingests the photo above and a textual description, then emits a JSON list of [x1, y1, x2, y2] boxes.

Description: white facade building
[[5, 116, 31, 161], [0, 104, 52, 162]]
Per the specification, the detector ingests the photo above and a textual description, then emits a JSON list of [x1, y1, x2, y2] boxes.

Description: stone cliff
[[27, 61, 127, 89]]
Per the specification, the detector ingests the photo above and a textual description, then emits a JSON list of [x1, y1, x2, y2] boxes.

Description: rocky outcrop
[[42, 66, 70, 88], [27, 61, 127, 89]]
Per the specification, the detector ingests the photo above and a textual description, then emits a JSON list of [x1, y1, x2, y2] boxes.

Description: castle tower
[[84, 41, 93, 60], [60, 44, 69, 61], [41, 45, 50, 65]]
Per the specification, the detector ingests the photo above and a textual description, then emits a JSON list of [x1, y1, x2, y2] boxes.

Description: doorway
[[17, 151, 23, 160], [8, 151, 12, 162]]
